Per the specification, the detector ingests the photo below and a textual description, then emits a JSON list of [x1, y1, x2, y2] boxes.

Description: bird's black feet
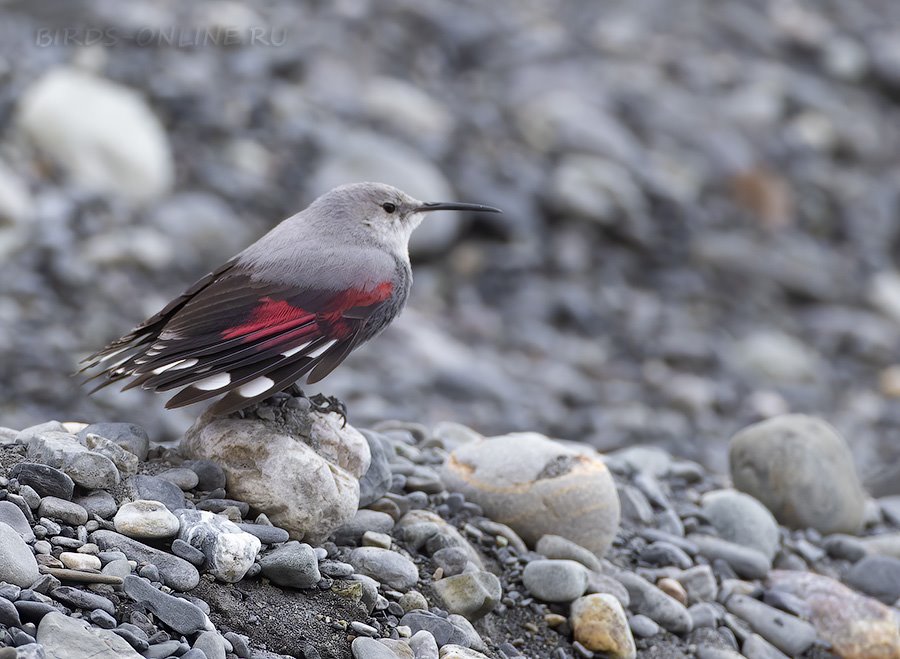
[[309, 393, 348, 427]]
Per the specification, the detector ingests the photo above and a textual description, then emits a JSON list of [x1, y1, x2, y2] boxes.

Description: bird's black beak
[[418, 201, 502, 214]]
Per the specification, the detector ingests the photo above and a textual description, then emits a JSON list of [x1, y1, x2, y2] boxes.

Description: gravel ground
[[1, 0, 900, 482]]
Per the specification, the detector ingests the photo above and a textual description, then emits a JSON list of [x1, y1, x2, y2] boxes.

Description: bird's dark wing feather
[[82, 264, 396, 415]]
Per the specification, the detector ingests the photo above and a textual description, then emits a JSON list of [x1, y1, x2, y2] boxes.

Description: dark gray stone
[[726, 594, 816, 656], [122, 575, 208, 635], [124, 475, 185, 512], [399, 610, 471, 647], [9, 463, 74, 500], [92, 530, 199, 591], [170, 538, 206, 566], [73, 490, 118, 519], [236, 523, 290, 544], [0, 596, 21, 628], [259, 541, 321, 588], [845, 555, 900, 604], [183, 460, 226, 492], [50, 586, 115, 615]]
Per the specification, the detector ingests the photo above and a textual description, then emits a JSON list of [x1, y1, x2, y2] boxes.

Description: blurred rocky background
[[1, 0, 900, 485]]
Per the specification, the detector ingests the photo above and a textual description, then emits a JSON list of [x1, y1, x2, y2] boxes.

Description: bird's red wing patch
[[221, 297, 316, 341]]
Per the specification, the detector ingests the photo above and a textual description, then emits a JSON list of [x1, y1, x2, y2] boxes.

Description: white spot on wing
[[97, 346, 130, 363], [282, 339, 336, 359], [152, 358, 199, 375], [194, 372, 231, 390], [238, 376, 275, 398]]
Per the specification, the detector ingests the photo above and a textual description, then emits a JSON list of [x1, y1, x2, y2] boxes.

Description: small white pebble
[[59, 552, 101, 571]]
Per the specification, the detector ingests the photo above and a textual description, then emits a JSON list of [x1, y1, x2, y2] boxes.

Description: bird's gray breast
[[360, 255, 411, 342]]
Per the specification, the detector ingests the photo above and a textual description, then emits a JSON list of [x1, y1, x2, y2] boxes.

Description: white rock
[[441, 433, 620, 557], [114, 500, 180, 539], [182, 404, 369, 543], [59, 552, 102, 571], [177, 509, 260, 583], [16, 67, 173, 204]]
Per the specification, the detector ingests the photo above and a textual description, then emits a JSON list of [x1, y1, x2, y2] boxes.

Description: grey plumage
[[81, 182, 500, 415]]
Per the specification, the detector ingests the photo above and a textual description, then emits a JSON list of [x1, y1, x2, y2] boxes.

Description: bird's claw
[[309, 393, 348, 427]]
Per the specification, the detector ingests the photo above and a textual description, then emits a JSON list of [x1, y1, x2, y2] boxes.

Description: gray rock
[[845, 555, 900, 604], [743, 633, 790, 659], [399, 611, 471, 647], [176, 509, 261, 582], [535, 534, 604, 572], [640, 541, 693, 569], [156, 468, 200, 491], [359, 430, 393, 507], [144, 641, 182, 659], [629, 614, 660, 638], [332, 509, 395, 545], [122, 575, 209, 635], [396, 510, 482, 567], [678, 565, 718, 604], [114, 500, 180, 539], [124, 475, 186, 512], [182, 404, 370, 543], [193, 631, 227, 659], [101, 559, 133, 580], [259, 541, 320, 588], [432, 547, 470, 577], [80, 433, 139, 476], [49, 586, 115, 615], [0, 522, 40, 587], [701, 489, 780, 561], [441, 433, 620, 557], [585, 571, 631, 608], [0, 501, 35, 542], [432, 571, 501, 621], [0, 595, 21, 627], [182, 460, 226, 491], [351, 637, 397, 659], [170, 538, 206, 566], [729, 415, 866, 534], [726, 594, 817, 656], [409, 630, 439, 659], [26, 432, 120, 490], [688, 535, 771, 580], [522, 559, 589, 603], [689, 602, 724, 629], [349, 547, 419, 592], [615, 571, 692, 634], [9, 463, 74, 500], [823, 534, 867, 562], [77, 423, 150, 461], [92, 530, 199, 591], [73, 490, 118, 519], [38, 497, 88, 526], [236, 523, 290, 545], [36, 611, 141, 658]]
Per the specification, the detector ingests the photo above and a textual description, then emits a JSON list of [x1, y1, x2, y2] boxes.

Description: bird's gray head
[[307, 182, 501, 255]]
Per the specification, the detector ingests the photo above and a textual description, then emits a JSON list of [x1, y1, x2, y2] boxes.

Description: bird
[[80, 182, 501, 420]]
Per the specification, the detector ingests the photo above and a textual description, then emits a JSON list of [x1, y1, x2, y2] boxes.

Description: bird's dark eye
[[382, 202, 396, 214]]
